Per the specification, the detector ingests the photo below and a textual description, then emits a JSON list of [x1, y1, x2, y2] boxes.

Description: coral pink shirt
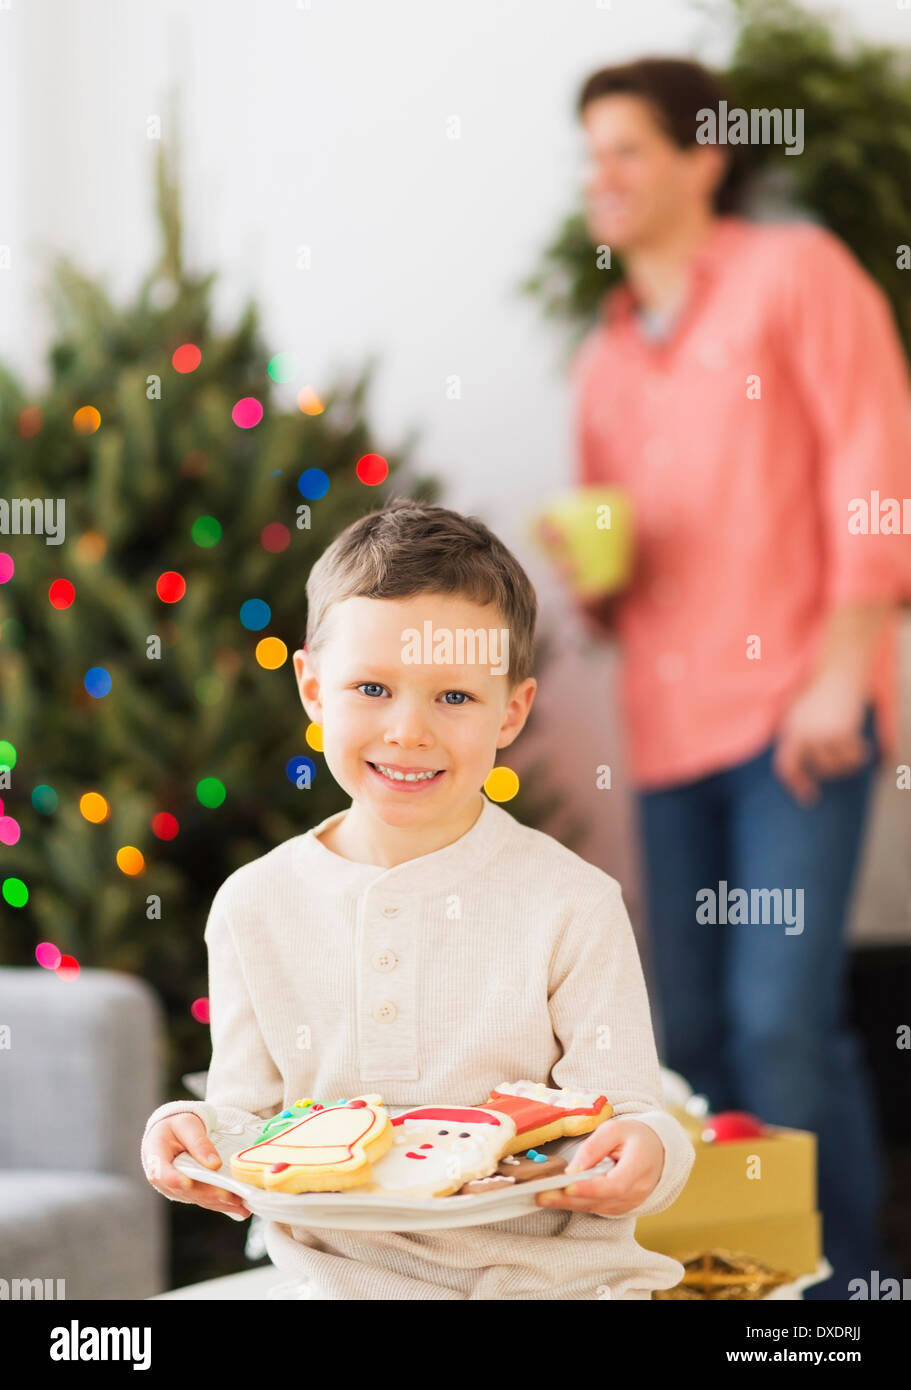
[[572, 216, 911, 789]]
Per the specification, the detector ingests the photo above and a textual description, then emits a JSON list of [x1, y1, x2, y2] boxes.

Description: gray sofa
[[0, 966, 167, 1299]]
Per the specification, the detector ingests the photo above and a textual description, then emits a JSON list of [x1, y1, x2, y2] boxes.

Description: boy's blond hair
[[304, 498, 537, 685]]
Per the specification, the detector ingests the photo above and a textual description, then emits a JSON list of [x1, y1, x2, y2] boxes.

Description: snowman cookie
[[230, 1095, 392, 1193], [367, 1106, 517, 1198]]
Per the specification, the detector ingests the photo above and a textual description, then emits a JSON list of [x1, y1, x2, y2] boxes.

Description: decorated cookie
[[251, 1097, 347, 1146], [230, 1095, 392, 1193], [368, 1106, 517, 1198], [497, 1149, 569, 1181], [454, 1147, 568, 1194], [476, 1081, 613, 1154], [455, 1173, 517, 1196], [455, 1148, 568, 1194]]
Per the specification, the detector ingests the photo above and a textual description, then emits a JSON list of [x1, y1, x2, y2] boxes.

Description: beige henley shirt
[[142, 795, 695, 1300]]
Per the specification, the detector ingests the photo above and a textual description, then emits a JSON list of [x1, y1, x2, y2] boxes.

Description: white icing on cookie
[[368, 1106, 517, 1198], [492, 1080, 604, 1109]]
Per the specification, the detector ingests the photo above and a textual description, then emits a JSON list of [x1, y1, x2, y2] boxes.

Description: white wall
[[0, 1, 27, 368], [4, 0, 910, 945]]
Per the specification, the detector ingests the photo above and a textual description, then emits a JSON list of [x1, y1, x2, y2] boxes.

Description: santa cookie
[[476, 1081, 613, 1154], [368, 1106, 517, 1198], [230, 1095, 392, 1193]]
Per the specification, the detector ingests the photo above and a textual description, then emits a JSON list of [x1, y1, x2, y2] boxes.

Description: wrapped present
[[638, 1211, 820, 1277], [635, 1106, 821, 1276]]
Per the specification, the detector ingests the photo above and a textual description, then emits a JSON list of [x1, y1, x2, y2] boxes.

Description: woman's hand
[[535, 1117, 665, 1216], [576, 591, 622, 639], [773, 667, 870, 807], [774, 599, 889, 805], [141, 1114, 251, 1220], [535, 517, 622, 637]]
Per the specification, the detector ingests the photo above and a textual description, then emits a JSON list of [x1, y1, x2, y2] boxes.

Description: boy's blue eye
[[355, 684, 473, 705]]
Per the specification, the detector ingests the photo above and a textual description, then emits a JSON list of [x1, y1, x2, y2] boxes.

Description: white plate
[[174, 1114, 615, 1230]]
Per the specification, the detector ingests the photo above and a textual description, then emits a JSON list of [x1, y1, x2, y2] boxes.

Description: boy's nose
[[381, 697, 437, 749], [383, 716, 434, 749], [384, 728, 433, 749]]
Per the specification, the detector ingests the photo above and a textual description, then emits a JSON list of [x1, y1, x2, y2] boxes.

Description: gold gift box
[[637, 1211, 821, 1278], [634, 1108, 821, 1277]]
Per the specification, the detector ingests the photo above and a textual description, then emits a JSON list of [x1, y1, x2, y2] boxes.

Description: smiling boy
[[141, 498, 695, 1300]]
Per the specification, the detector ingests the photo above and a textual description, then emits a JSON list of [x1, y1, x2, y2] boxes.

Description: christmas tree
[[0, 137, 446, 1087], [0, 132, 563, 1286]]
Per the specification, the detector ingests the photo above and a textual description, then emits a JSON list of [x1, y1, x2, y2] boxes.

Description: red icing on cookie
[[347, 1099, 367, 1108], [391, 1107, 503, 1128], [481, 1091, 608, 1133], [270, 1163, 290, 1173], [405, 1151, 427, 1160]]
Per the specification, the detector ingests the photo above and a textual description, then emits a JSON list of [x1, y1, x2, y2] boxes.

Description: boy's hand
[[141, 1114, 251, 1221], [535, 1118, 664, 1216]]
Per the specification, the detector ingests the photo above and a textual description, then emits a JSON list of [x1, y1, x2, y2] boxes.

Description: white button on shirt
[[360, 891, 415, 1079]]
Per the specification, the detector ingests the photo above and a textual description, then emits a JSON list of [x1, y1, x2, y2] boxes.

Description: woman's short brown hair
[[577, 57, 751, 214], [304, 497, 538, 686]]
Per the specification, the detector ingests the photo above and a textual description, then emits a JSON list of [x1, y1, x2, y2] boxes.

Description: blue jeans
[[637, 709, 896, 1299]]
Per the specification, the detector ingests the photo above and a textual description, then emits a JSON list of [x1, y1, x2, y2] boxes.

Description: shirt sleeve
[[201, 882, 285, 1124], [780, 224, 911, 608], [141, 880, 284, 1164], [548, 879, 695, 1218]]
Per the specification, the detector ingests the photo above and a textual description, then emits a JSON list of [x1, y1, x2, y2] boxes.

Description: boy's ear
[[292, 648, 323, 722], [496, 676, 537, 750]]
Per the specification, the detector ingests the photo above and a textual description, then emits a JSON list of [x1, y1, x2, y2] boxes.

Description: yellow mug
[[529, 486, 633, 599]]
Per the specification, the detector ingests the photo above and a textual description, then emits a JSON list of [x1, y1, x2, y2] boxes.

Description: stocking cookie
[[368, 1106, 517, 1198], [476, 1080, 612, 1154], [230, 1095, 392, 1193]]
